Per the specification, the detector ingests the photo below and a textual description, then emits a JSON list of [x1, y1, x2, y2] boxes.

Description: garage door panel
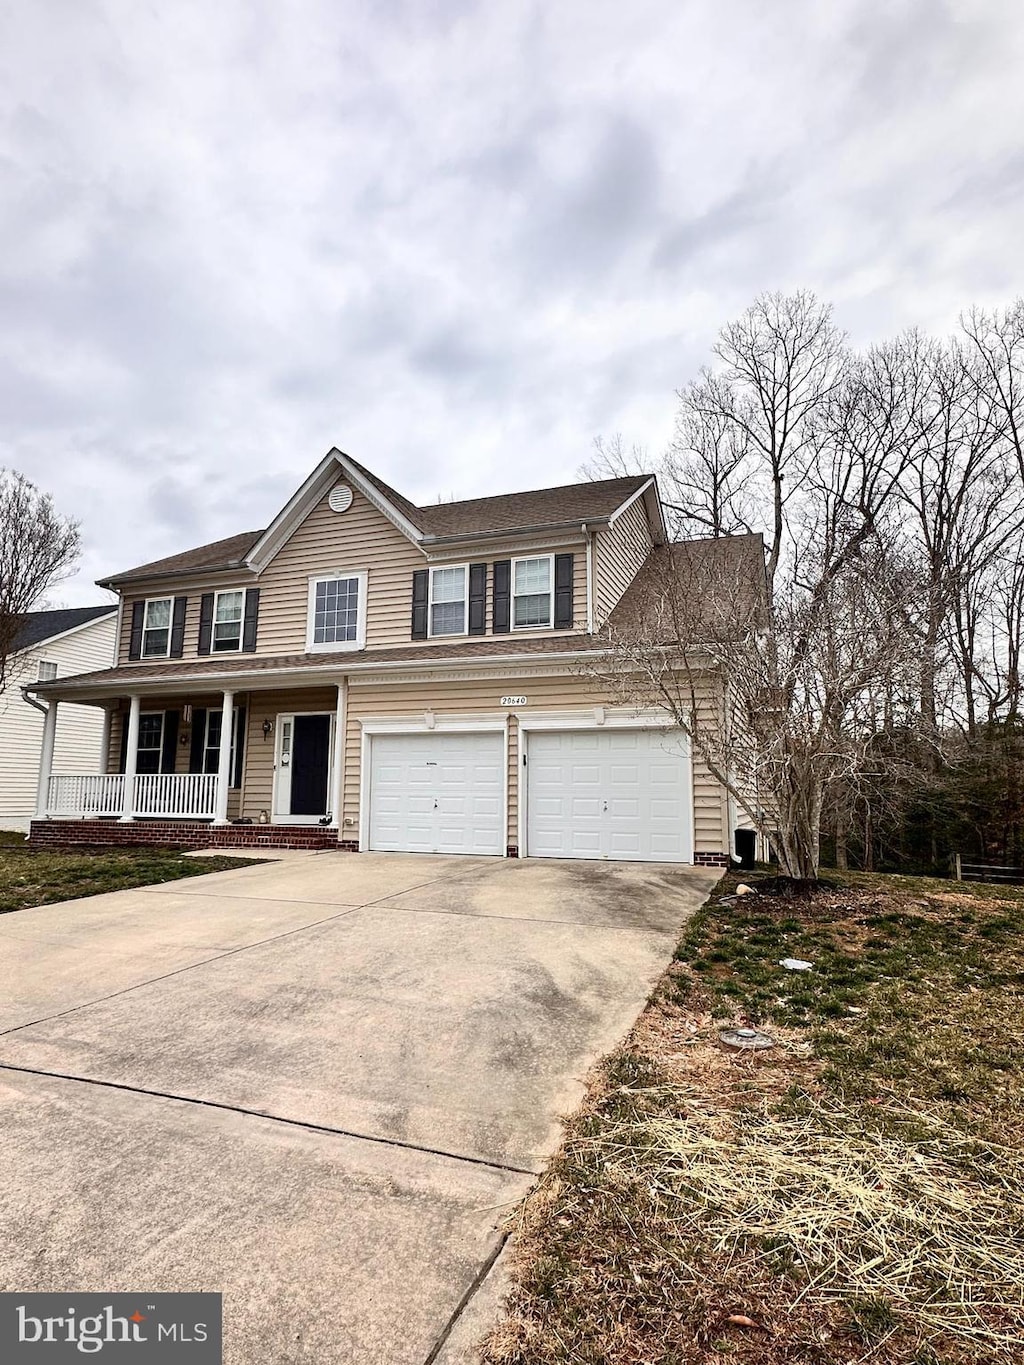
[[527, 729, 692, 864], [368, 732, 504, 856]]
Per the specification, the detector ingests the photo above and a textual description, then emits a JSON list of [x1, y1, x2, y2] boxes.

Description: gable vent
[[328, 483, 354, 514]]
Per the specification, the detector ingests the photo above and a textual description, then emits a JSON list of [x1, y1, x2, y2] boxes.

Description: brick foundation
[[28, 820, 341, 852], [693, 851, 730, 867]]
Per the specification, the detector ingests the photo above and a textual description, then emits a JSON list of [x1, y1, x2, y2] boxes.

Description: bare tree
[[589, 529, 920, 880], [0, 470, 81, 691]]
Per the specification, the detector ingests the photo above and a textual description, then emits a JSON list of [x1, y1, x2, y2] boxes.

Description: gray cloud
[[1, 0, 1022, 603]]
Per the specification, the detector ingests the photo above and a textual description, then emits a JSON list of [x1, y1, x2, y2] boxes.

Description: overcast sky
[[2, 1, 1022, 605]]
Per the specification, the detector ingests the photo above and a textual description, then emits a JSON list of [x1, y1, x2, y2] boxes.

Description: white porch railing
[[48, 774, 126, 817], [133, 772, 219, 817], [47, 772, 219, 819]]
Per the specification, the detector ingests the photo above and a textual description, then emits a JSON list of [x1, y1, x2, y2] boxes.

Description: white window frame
[[37, 660, 58, 681], [142, 597, 173, 658], [306, 570, 368, 653], [427, 563, 469, 639], [211, 589, 245, 653], [511, 554, 555, 631]]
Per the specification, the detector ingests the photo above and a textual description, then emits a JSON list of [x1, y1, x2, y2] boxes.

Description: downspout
[[21, 685, 48, 718], [582, 523, 594, 634]]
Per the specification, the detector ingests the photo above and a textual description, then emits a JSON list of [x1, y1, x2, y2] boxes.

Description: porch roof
[[28, 632, 610, 701]]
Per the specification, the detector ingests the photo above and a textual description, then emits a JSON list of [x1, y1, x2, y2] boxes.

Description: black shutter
[[411, 570, 429, 640], [468, 563, 487, 636], [128, 602, 144, 660], [242, 589, 260, 653], [169, 597, 188, 658], [189, 708, 207, 774], [197, 594, 214, 655], [161, 711, 179, 773], [554, 553, 574, 629], [492, 560, 511, 633], [232, 706, 247, 788], [118, 714, 129, 773]]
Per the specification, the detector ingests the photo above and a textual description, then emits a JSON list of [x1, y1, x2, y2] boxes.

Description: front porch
[[30, 681, 350, 851]]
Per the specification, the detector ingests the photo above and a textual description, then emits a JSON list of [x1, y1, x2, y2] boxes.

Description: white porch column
[[330, 680, 346, 830], [119, 695, 141, 822], [213, 690, 234, 825], [99, 705, 113, 775], [34, 701, 59, 819]]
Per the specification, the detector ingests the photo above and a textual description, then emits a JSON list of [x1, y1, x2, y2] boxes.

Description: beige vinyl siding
[[0, 615, 117, 831], [594, 498, 652, 623], [344, 669, 726, 855], [115, 506, 591, 667], [255, 489, 426, 654], [430, 541, 588, 634]]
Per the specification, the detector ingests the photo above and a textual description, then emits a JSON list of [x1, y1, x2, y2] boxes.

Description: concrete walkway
[[0, 852, 716, 1363]]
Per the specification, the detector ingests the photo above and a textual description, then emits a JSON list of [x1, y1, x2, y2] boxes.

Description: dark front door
[[291, 714, 331, 816]]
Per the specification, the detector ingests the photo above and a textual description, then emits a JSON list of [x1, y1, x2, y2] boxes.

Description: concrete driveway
[[0, 852, 716, 1363]]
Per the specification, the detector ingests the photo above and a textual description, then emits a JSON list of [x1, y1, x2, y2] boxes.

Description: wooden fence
[[954, 853, 1024, 885]]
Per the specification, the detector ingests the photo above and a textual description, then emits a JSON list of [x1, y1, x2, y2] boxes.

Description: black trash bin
[[734, 828, 756, 871]]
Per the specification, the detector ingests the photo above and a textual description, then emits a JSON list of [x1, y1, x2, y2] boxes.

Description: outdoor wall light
[[262, 719, 274, 740]]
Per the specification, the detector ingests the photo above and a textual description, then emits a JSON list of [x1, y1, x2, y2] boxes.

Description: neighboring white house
[[0, 607, 118, 833]]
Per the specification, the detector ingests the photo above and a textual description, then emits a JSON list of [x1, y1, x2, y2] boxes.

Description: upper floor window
[[213, 590, 244, 652], [429, 566, 467, 637], [142, 598, 172, 657], [512, 556, 553, 629], [307, 571, 367, 652], [37, 660, 58, 681]]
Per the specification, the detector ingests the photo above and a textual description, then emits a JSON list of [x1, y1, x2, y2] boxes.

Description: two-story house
[[27, 449, 755, 865]]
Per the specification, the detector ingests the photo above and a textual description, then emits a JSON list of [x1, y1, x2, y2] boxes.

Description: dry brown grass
[[482, 872, 1024, 1365]]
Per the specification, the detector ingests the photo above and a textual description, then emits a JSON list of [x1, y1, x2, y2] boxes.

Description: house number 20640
[[500, 695, 527, 707]]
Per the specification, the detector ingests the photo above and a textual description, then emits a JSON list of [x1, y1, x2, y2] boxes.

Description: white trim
[[272, 710, 335, 823], [425, 532, 585, 563], [359, 719, 507, 855], [510, 553, 555, 631], [606, 477, 655, 529], [516, 707, 678, 731], [517, 710, 695, 861], [141, 596, 174, 659], [503, 713, 510, 857], [305, 570, 368, 653], [359, 714, 507, 735], [427, 563, 469, 639], [330, 681, 346, 829], [246, 449, 425, 572], [210, 589, 245, 654]]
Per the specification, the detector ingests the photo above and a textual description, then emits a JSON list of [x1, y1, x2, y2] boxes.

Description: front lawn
[[0, 841, 263, 914], [484, 870, 1024, 1365]]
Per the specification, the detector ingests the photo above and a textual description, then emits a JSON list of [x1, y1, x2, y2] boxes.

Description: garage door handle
[[603, 801, 608, 812], [434, 799, 439, 810]]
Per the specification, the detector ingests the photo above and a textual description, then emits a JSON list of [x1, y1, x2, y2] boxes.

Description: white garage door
[[526, 729, 692, 862], [368, 732, 504, 855]]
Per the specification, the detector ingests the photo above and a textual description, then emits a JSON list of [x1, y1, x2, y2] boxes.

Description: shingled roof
[[11, 606, 117, 652], [98, 530, 265, 588], [98, 463, 654, 586]]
